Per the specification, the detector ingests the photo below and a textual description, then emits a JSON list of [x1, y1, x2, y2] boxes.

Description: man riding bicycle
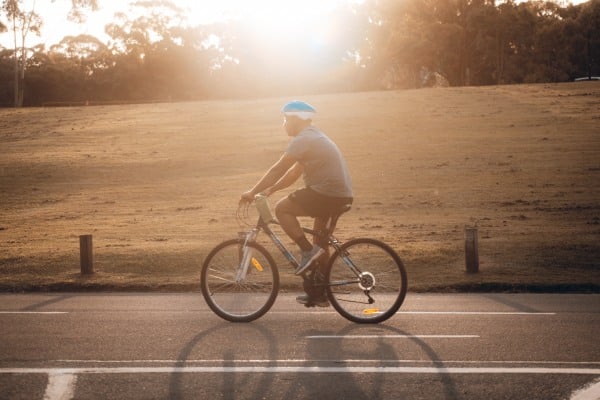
[[240, 100, 353, 306]]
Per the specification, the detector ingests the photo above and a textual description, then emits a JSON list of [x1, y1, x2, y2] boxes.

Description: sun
[[182, 0, 353, 45]]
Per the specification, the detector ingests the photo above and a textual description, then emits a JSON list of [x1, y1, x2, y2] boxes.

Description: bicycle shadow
[[480, 293, 542, 313], [20, 293, 75, 311], [168, 322, 279, 400], [283, 323, 460, 400], [167, 317, 459, 399]]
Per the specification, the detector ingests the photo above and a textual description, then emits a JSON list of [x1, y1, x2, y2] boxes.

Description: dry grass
[[1, 82, 599, 292]]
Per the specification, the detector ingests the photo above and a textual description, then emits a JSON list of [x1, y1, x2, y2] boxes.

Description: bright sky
[[0, 0, 589, 50], [0, 0, 362, 49]]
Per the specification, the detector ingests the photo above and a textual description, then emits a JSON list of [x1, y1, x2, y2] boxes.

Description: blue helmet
[[281, 100, 316, 120]]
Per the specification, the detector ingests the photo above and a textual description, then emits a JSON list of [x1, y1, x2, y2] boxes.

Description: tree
[[2, 0, 42, 106], [576, 0, 600, 79], [0, 0, 98, 107]]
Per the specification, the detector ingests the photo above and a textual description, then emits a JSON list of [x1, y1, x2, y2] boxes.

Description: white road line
[[267, 311, 556, 315], [306, 335, 480, 339], [0, 311, 555, 316], [3, 366, 600, 375], [0, 311, 69, 315], [43, 372, 77, 400], [570, 378, 600, 400], [53, 359, 600, 366], [399, 311, 556, 315]]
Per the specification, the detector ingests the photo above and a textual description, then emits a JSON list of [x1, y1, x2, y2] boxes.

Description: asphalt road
[[0, 292, 599, 400]]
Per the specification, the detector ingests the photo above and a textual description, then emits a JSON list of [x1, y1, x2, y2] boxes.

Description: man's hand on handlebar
[[239, 188, 273, 206], [239, 191, 255, 206]]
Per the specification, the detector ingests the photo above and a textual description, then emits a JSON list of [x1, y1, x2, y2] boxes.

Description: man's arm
[[240, 153, 298, 202], [265, 161, 303, 196]]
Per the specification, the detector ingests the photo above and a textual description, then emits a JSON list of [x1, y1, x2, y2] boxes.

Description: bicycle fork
[[235, 230, 258, 282]]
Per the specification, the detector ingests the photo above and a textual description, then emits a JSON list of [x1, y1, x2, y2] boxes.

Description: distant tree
[[576, 0, 600, 79], [2, 0, 42, 106], [0, 0, 98, 107], [0, 48, 12, 105], [48, 34, 110, 101], [105, 0, 193, 99]]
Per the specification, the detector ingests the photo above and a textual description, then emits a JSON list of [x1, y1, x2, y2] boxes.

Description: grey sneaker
[[295, 245, 325, 275], [296, 294, 330, 308]]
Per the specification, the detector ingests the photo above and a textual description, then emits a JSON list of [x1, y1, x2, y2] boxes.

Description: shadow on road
[[168, 322, 278, 400], [481, 293, 541, 313], [167, 317, 460, 399], [20, 294, 75, 311], [283, 323, 460, 400]]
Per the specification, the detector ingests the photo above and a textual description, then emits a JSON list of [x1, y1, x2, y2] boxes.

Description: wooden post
[[80, 235, 94, 275], [465, 228, 479, 274]]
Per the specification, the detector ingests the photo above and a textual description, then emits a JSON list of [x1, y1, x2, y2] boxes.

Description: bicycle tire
[[325, 238, 407, 323], [201, 239, 279, 322]]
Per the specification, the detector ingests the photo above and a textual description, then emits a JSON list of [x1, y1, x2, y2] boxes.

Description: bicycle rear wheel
[[201, 239, 279, 322], [326, 238, 407, 323]]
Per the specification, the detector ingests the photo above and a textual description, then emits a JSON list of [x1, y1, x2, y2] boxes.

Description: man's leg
[[275, 197, 312, 251], [275, 196, 324, 275], [312, 217, 330, 263], [312, 216, 330, 290]]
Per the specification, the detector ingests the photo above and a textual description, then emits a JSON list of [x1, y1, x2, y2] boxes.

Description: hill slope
[[1, 82, 599, 291]]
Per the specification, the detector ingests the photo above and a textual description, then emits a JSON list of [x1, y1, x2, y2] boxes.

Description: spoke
[[328, 279, 360, 287], [375, 283, 402, 291], [336, 296, 371, 305], [208, 274, 236, 283]]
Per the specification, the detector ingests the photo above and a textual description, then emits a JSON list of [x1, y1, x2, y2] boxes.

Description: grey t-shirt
[[286, 126, 353, 198]]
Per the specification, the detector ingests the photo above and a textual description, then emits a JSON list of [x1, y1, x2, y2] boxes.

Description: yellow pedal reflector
[[251, 258, 263, 272], [363, 308, 380, 315]]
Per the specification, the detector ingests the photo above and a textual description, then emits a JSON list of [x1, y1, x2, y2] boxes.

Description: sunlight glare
[[183, 0, 354, 46]]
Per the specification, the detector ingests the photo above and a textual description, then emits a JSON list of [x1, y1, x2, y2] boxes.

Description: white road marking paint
[[3, 366, 600, 375], [399, 311, 556, 315], [0, 310, 553, 316], [570, 378, 600, 400], [0, 312, 69, 314], [306, 335, 480, 339], [267, 311, 556, 315], [8, 362, 600, 400], [43, 372, 77, 400], [53, 359, 600, 366]]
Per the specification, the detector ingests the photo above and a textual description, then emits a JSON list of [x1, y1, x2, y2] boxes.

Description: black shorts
[[288, 187, 353, 219]]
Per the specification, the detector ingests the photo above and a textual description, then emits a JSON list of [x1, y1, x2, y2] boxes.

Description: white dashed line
[[43, 372, 77, 400]]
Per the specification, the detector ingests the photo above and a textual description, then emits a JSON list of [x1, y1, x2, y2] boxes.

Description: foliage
[[360, 0, 600, 88], [0, 0, 98, 106], [0, 0, 599, 106]]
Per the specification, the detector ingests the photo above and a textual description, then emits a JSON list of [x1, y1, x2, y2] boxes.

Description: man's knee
[[275, 197, 295, 219]]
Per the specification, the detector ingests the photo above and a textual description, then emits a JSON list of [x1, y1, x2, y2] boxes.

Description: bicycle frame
[[237, 214, 363, 284]]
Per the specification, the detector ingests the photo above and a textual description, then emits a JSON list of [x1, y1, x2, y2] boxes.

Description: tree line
[[1, 0, 598, 107]]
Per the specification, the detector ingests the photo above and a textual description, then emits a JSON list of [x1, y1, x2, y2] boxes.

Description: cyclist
[[240, 100, 353, 306]]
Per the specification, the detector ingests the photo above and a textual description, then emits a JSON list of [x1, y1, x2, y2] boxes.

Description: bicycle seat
[[326, 204, 352, 235]]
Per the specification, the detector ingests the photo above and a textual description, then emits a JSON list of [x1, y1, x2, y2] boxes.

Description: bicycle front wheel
[[201, 239, 279, 322], [326, 238, 407, 323]]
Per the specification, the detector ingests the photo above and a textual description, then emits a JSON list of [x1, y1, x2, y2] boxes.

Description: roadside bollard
[[80, 234, 94, 275], [465, 228, 479, 274]]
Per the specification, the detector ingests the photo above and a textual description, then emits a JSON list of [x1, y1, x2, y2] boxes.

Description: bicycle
[[200, 194, 408, 324]]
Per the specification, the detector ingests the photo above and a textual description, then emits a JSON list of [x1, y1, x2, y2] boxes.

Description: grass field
[[1, 82, 599, 292]]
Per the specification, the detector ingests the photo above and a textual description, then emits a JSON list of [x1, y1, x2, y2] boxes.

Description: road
[[0, 293, 599, 400]]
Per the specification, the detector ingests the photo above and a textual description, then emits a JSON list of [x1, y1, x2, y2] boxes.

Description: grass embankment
[[1, 82, 599, 292]]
